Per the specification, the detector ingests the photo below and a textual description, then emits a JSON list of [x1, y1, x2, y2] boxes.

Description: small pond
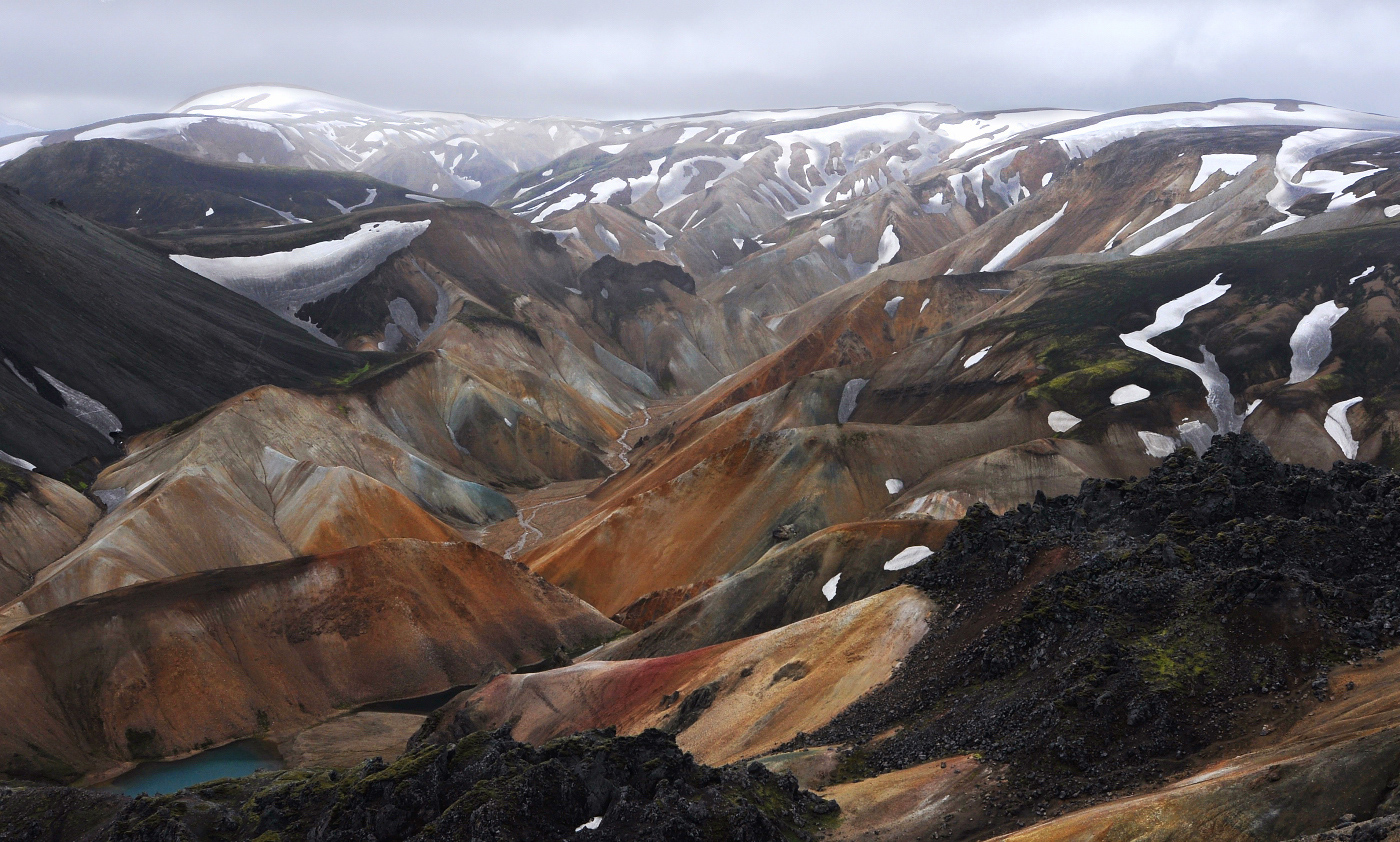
[[105, 740, 285, 796]]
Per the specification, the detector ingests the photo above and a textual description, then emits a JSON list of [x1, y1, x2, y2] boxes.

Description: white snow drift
[[172, 220, 431, 342]]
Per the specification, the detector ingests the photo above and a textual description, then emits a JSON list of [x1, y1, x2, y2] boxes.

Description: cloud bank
[[2, 0, 1396, 129]]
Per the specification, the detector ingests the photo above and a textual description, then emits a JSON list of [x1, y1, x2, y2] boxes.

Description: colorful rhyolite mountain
[[3, 86, 1400, 841]]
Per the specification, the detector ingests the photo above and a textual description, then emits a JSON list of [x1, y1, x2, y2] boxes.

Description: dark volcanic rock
[[0, 729, 837, 842], [800, 434, 1400, 806], [581, 255, 696, 296]]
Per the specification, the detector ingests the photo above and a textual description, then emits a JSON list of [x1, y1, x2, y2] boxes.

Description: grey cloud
[[1, 0, 1396, 129]]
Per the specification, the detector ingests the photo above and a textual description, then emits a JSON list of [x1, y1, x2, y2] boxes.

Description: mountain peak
[[171, 83, 398, 118], [0, 114, 35, 140]]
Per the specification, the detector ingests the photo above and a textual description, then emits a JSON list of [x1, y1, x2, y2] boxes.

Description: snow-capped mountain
[[7, 87, 1400, 321], [0, 85, 642, 201], [0, 114, 34, 141], [489, 97, 1400, 317]]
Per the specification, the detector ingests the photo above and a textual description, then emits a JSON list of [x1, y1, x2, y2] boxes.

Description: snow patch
[[875, 225, 900, 269], [963, 346, 992, 368], [1349, 266, 1376, 284], [1138, 431, 1178, 458], [1191, 154, 1257, 191], [0, 135, 44, 166], [1325, 397, 1364, 459], [0, 448, 34, 472], [1047, 410, 1081, 432], [590, 177, 629, 203], [837, 378, 869, 424], [1048, 103, 1400, 160], [33, 367, 122, 440], [531, 192, 586, 223], [576, 817, 603, 832], [643, 220, 671, 250], [885, 478, 904, 495], [884, 296, 904, 317], [822, 573, 841, 602], [1287, 300, 1348, 384], [884, 545, 934, 571], [1110, 384, 1151, 405], [327, 187, 378, 214], [594, 224, 621, 253], [1119, 274, 1241, 442], [1267, 128, 1394, 215], [1131, 214, 1210, 256], [171, 220, 431, 343]]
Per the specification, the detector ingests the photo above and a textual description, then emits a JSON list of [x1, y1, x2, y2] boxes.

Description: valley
[[3, 84, 1400, 841]]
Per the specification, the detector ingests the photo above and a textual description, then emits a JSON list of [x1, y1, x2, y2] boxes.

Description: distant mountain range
[[5, 83, 1400, 842]]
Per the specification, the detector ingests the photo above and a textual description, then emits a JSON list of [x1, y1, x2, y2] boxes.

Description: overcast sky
[[1, 0, 1396, 129]]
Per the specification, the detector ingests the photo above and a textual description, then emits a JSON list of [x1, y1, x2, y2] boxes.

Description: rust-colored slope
[[593, 519, 957, 661], [661, 274, 1000, 442], [0, 539, 618, 783], [0, 451, 462, 631], [819, 754, 995, 841], [424, 585, 935, 767], [528, 409, 1049, 616]]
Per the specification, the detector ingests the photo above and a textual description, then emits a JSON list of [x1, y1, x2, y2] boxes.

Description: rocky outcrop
[[609, 578, 717, 632], [800, 434, 1400, 820], [0, 539, 618, 783]]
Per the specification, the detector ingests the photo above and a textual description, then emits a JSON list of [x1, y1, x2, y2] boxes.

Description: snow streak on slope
[[884, 546, 934, 571], [1131, 215, 1212, 256], [1120, 275, 1242, 440], [171, 220, 430, 342], [981, 202, 1068, 271]]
